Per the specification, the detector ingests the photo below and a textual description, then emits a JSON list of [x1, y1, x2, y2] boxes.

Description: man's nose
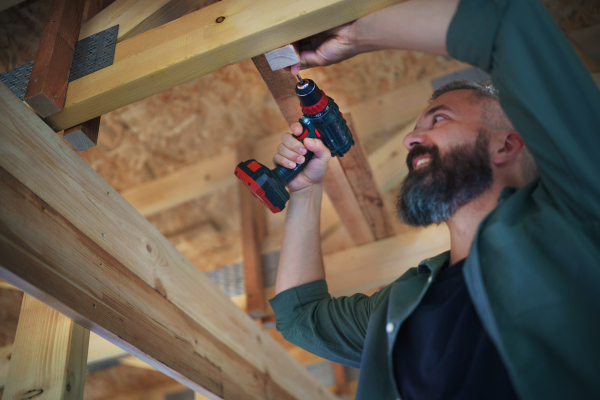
[[403, 130, 428, 151]]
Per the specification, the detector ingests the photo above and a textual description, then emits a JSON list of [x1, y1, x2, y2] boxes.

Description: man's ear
[[493, 131, 525, 166]]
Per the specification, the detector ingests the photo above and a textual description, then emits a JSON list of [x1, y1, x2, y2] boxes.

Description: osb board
[[1, 0, 597, 274]]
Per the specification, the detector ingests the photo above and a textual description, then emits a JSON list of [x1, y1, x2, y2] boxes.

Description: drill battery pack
[[235, 160, 289, 213]]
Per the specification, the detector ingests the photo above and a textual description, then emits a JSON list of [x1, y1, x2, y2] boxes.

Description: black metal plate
[[0, 61, 34, 101], [68, 24, 119, 82]]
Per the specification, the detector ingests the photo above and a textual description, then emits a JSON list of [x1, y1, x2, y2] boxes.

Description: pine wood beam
[[339, 116, 396, 239], [62, 0, 104, 152], [0, 84, 336, 400], [3, 294, 89, 400], [236, 141, 267, 318], [332, 363, 349, 396], [79, 0, 221, 42], [43, 0, 406, 132], [24, 0, 85, 118]]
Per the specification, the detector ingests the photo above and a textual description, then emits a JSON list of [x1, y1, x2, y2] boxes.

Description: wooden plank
[[338, 115, 396, 240], [79, 0, 221, 42], [61, 0, 105, 152], [251, 54, 302, 125], [568, 23, 600, 66], [43, 0, 407, 131], [120, 151, 237, 215], [0, 345, 11, 388], [3, 294, 89, 400], [332, 363, 349, 396], [63, 115, 101, 151], [0, 84, 335, 400], [236, 141, 267, 318], [323, 158, 375, 245], [24, 0, 85, 118], [265, 44, 300, 71]]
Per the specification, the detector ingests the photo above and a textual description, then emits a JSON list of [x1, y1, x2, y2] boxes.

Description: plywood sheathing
[[1, 0, 597, 281]]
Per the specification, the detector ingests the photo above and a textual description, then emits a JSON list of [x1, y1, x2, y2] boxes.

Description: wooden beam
[[43, 0, 406, 131], [251, 54, 302, 125], [63, 116, 101, 151], [79, 0, 221, 42], [120, 150, 237, 215], [265, 44, 300, 71], [0, 84, 336, 400], [3, 294, 89, 400], [236, 141, 267, 318], [339, 115, 396, 240], [24, 0, 85, 118], [62, 0, 105, 152], [323, 158, 375, 245], [332, 363, 349, 396]]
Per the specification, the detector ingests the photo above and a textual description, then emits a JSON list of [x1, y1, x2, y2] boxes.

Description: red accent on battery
[[248, 161, 261, 172], [297, 129, 309, 141], [314, 128, 321, 138], [234, 166, 282, 213], [301, 91, 328, 115]]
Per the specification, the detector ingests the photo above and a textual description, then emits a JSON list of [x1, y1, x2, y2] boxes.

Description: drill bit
[[296, 73, 303, 83]]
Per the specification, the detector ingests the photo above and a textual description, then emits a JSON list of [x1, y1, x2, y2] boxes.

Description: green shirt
[[269, 0, 600, 399]]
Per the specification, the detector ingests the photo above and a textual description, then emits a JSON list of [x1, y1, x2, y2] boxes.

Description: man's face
[[397, 90, 494, 226]]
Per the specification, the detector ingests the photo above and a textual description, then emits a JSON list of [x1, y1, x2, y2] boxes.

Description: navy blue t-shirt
[[393, 259, 519, 399]]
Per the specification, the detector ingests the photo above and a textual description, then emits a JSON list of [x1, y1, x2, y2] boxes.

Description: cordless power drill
[[234, 76, 354, 213]]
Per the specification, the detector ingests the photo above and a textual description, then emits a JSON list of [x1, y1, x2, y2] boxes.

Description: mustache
[[406, 145, 440, 172]]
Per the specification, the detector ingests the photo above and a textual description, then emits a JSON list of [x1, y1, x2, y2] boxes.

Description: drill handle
[[272, 121, 318, 185]]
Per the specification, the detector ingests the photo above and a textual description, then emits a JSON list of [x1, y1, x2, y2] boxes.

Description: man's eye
[[433, 115, 445, 125]]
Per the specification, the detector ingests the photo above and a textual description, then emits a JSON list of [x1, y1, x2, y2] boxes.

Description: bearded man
[[268, 0, 600, 399]]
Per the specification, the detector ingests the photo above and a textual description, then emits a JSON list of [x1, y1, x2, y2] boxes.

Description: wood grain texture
[[0, 84, 336, 400], [44, 0, 407, 131], [236, 141, 266, 318], [251, 54, 302, 126], [63, 116, 101, 151], [79, 0, 221, 41], [265, 44, 300, 71], [3, 294, 89, 400], [24, 0, 85, 118], [323, 158, 375, 245], [338, 115, 396, 240]]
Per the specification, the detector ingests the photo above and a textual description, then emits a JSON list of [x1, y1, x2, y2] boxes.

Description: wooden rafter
[[0, 85, 336, 400], [3, 294, 89, 400], [43, 0, 406, 131], [24, 0, 85, 117]]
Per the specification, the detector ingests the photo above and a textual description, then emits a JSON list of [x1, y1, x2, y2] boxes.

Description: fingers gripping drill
[[234, 76, 355, 213]]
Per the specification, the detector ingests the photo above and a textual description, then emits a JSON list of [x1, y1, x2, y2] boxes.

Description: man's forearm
[[275, 184, 326, 294], [352, 0, 460, 56]]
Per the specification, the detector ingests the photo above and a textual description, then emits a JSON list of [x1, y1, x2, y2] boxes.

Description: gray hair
[[430, 79, 539, 184]]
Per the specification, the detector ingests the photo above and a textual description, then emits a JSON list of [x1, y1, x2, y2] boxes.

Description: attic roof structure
[[0, 0, 598, 399]]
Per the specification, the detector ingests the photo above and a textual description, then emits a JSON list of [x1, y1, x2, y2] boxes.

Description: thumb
[[304, 138, 331, 161]]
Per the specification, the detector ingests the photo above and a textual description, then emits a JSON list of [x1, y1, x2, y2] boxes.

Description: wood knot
[[146, 244, 152, 253], [215, 16, 225, 23], [19, 389, 43, 399]]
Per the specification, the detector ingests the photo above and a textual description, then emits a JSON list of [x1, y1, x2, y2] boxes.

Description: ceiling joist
[[43, 0, 405, 131]]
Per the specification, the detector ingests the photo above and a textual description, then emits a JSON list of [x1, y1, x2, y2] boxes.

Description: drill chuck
[[235, 79, 354, 213]]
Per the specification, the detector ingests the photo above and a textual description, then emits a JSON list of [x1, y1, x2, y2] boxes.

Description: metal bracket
[[0, 25, 119, 100]]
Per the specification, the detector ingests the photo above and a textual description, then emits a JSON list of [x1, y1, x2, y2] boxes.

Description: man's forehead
[[419, 90, 481, 120]]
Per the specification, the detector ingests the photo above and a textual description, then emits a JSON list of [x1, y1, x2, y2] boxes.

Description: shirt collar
[[417, 251, 450, 276]]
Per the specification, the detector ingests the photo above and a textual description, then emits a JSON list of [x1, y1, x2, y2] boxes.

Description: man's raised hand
[[273, 122, 331, 193]]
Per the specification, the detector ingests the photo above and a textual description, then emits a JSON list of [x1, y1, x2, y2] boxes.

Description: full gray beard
[[397, 131, 493, 227]]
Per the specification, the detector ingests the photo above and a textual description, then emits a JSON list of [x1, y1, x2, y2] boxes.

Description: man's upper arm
[[447, 0, 600, 219], [269, 279, 390, 368]]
